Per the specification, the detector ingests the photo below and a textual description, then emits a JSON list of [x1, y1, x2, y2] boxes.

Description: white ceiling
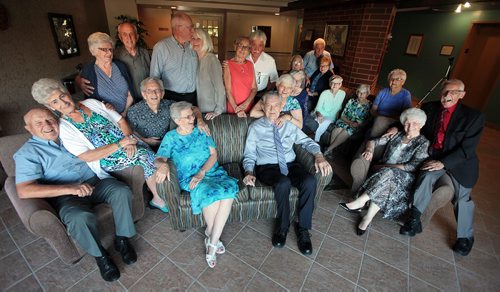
[[137, 0, 297, 13]]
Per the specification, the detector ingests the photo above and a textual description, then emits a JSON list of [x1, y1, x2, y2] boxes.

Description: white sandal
[[205, 231, 226, 254], [206, 242, 217, 268]]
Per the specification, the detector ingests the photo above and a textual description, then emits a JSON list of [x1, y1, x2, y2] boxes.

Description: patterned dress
[[157, 128, 238, 214], [65, 109, 157, 179], [334, 98, 372, 135], [357, 132, 429, 219]]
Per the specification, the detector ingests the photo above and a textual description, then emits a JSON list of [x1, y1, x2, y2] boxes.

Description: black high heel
[[356, 219, 370, 236], [339, 202, 362, 213]]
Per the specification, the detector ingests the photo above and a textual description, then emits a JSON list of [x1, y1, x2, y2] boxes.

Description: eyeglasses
[[331, 82, 342, 86], [237, 44, 251, 51], [390, 77, 404, 82], [441, 90, 464, 97], [180, 113, 195, 120], [293, 61, 302, 65], [320, 64, 330, 68], [97, 47, 113, 53], [144, 89, 163, 95]]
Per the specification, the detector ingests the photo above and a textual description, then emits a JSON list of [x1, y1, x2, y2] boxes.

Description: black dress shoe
[[95, 255, 120, 282], [339, 202, 362, 213], [399, 217, 422, 237], [272, 231, 288, 248], [296, 227, 313, 255], [356, 226, 367, 236], [453, 237, 474, 256], [115, 236, 137, 265]]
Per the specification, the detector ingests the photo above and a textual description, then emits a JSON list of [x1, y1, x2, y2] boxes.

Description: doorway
[[452, 22, 500, 111], [190, 13, 225, 61]]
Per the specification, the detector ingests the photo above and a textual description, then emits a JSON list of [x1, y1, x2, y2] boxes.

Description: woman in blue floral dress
[[324, 84, 372, 155], [31, 78, 168, 213], [157, 101, 238, 269], [250, 74, 303, 128]]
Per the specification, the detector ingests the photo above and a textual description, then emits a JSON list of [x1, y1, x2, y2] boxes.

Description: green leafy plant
[[114, 15, 148, 49]]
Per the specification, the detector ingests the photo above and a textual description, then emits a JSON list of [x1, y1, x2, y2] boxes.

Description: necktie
[[273, 125, 289, 176], [434, 108, 449, 150]]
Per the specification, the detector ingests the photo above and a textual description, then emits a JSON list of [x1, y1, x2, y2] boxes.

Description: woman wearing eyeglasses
[[126, 77, 208, 151], [368, 68, 412, 137], [80, 32, 134, 116], [306, 55, 334, 112], [224, 37, 257, 117]]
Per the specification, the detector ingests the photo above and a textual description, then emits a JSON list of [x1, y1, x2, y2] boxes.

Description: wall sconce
[[455, 2, 471, 13]]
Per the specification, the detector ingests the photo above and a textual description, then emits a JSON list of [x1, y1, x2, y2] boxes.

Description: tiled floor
[[1, 127, 499, 291]]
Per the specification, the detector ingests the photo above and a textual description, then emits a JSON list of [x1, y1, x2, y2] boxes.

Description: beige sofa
[[0, 133, 146, 265], [158, 114, 333, 231]]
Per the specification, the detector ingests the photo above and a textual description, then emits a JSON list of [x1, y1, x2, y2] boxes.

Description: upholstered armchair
[[0, 133, 145, 265]]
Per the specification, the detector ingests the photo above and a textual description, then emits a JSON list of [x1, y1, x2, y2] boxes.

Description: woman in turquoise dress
[[31, 78, 169, 213], [324, 84, 372, 155], [250, 74, 303, 128], [156, 101, 238, 269]]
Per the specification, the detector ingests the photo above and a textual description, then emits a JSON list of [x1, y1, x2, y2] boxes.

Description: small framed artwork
[[304, 30, 313, 41], [48, 13, 80, 59], [440, 45, 454, 56], [405, 34, 424, 56], [324, 23, 349, 57]]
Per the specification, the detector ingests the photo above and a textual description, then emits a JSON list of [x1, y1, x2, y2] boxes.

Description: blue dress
[[157, 128, 238, 214]]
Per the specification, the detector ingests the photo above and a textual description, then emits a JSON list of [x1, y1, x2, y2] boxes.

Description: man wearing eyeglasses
[[400, 79, 485, 256], [246, 30, 278, 101], [303, 38, 334, 78], [150, 12, 198, 105]]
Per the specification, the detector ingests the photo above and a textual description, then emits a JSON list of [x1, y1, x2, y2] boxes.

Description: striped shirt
[[95, 62, 129, 113], [150, 36, 198, 93]]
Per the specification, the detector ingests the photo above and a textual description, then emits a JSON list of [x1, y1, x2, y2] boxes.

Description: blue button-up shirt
[[14, 136, 95, 184], [243, 117, 321, 173]]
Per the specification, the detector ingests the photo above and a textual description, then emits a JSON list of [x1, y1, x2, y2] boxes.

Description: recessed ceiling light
[[171, 6, 177, 9], [275, 12, 280, 16]]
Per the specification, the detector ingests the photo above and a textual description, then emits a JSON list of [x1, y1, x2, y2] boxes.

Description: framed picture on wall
[[405, 34, 424, 56], [440, 45, 454, 56], [48, 13, 80, 59], [324, 23, 349, 57]]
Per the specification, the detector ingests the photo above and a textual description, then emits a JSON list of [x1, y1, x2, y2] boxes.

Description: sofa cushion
[[178, 162, 249, 208], [207, 115, 252, 165], [249, 180, 300, 201], [0, 133, 30, 177]]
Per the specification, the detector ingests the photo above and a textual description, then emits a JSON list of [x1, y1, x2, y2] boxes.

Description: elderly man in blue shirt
[[243, 92, 332, 255], [14, 108, 137, 282]]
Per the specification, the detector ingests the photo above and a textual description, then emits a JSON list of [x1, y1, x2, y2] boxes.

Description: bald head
[[24, 108, 59, 141]]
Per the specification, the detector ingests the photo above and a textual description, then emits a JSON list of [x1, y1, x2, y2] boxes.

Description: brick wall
[[302, 2, 396, 92]]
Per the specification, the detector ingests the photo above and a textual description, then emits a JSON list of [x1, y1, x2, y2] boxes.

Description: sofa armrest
[[157, 160, 181, 217], [350, 142, 385, 195], [111, 165, 146, 221], [4, 176, 81, 264], [294, 145, 332, 188]]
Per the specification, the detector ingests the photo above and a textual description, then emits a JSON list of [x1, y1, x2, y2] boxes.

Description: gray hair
[[313, 38, 326, 48], [117, 22, 138, 35], [171, 12, 192, 28], [289, 70, 306, 89], [356, 84, 371, 95], [193, 28, 214, 53], [329, 75, 343, 86], [290, 54, 303, 68], [400, 107, 427, 126], [262, 91, 282, 103], [87, 32, 114, 54], [388, 68, 407, 82], [442, 79, 465, 91], [249, 30, 267, 45], [276, 74, 294, 88], [170, 101, 192, 121], [31, 78, 69, 105], [140, 77, 164, 93]]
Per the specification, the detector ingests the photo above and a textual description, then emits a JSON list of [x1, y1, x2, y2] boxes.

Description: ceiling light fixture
[[171, 6, 177, 9], [455, 3, 462, 13], [275, 12, 280, 16], [463, 2, 471, 8]]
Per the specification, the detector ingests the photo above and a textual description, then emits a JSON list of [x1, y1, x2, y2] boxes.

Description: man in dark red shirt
[[400, 79, 485, 256]]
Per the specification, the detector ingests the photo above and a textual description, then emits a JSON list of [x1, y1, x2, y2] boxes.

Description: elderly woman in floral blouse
[[126, 77, 208, 150]]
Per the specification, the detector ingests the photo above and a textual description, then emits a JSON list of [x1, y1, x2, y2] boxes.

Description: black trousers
[[165, 90, 197, 106], [255, 162, 317, 231]]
